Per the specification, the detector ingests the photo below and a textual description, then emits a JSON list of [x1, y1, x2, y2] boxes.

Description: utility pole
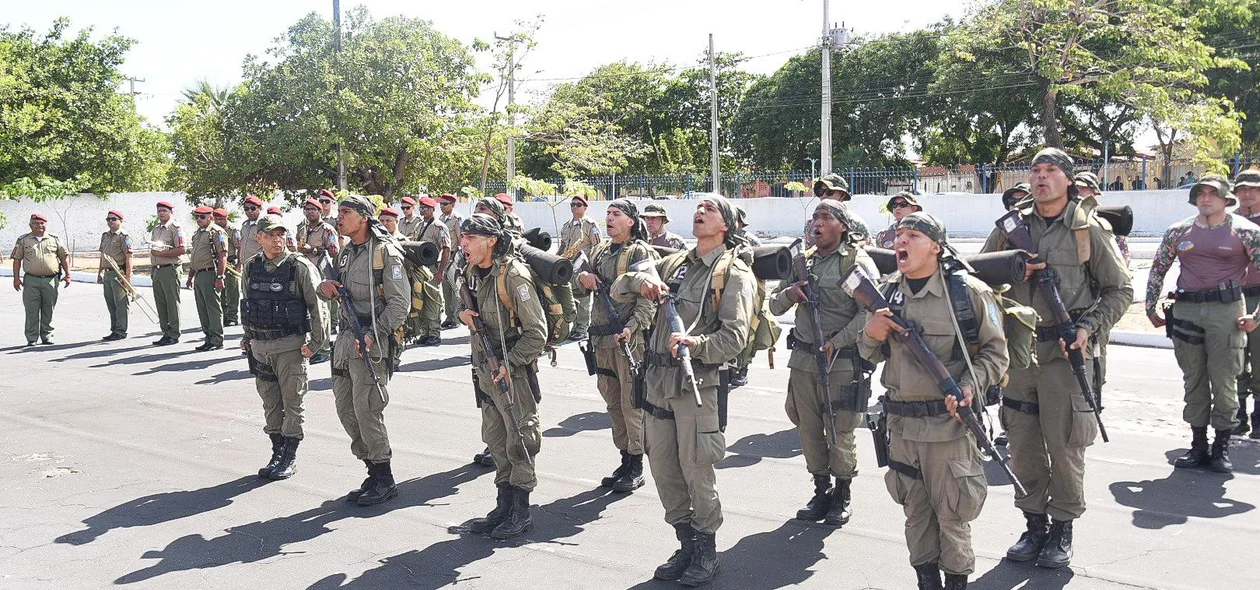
[[820, 0, 831, 176], [123, 77, 144, 97], [496, 33, 517, 199], [709, 34, 720, 194], [804, 158, 819, 181], [333, 0, 346, 191]]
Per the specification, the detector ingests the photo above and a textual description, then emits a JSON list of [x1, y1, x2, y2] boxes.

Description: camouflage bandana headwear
[[1189, 174, 1236, 207], [814, 200, 859, 244], [1074, 171, 1102, 192], [338, 195, 376, 219], [1233, 168, 1260, 189], [476, 197, 506, 220], [896, 212, 958, 259], [699, 195, 748, 248], [1031, 148, 1078, 197], [608, 198, 649, 242], [813, 173, 851, 200], [461, 213, 510, 258]]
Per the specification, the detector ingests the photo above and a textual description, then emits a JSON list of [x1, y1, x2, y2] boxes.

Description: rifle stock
[[790, 241, 838, 446], [327, 264, 386, 403], [663, 294, 704, 407]]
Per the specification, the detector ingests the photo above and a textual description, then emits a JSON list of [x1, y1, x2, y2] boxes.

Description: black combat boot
[[601, 450, 630, 488], [795, 473, 834, 521], [258, 433, 285, 478], [824, 477, 852, 526], [1210, 429, 1233, 473], [1173, 426, 1210, 468], [268, 437, 299, 480], [1036, 519, 1074, 569], [1005, 511, 1050, 562], [654, 523, 697, 581], [729, 364, 749, 388], [491, 486, 533, 539], [346, 460, 374, 502], [613, 453, 645, 492], [1252, 409, 1260, 439], [913, 562, 943, 590], [678, 531, 719, 587], [357, 461, 399, 506], [943, 573, 968, 589], [1234, 394, 1251, 436], [468, 483, 513, 534], [473, 447, 496, 467]]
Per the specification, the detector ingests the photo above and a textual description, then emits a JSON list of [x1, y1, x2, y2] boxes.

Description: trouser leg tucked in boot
[[1035, 519, 1074, 569], [654, 523, 696, 581], [491, 486, 533, 539], [1005, 511, 1050, 562], [346, 460, 373, 502], [259, 433, 285, 478], [824, 477, 852, 526], [357, 461, 398, 506], [795, 473, 834, 521], [613, 453, 645, 492], [1173, 426, 1210, 468], [913, 562, 943, 590], [679, 531, 719, 587], [601, 449, 629, 488], [943, 573, 968, 589], [1211, 429, 1233, 473], [269, 437, 300, 480], [468, 483, 513, 534], [1234, 392, 1251, 436]]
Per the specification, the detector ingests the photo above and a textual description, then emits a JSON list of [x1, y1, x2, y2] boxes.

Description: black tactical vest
[[241, 255, 309, 339]]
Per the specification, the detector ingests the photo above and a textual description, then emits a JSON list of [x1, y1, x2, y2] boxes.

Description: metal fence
[[480, 154, 1258, 201]]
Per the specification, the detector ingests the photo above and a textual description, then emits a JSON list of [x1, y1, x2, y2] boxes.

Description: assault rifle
[[327, 263, 385, 403], [788, 238, 838, 446], [458, 274, 533, 466]]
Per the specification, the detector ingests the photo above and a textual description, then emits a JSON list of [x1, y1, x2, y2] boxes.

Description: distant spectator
[[1133, 177, 1146, 190], [1109, 175, 1125, 191]]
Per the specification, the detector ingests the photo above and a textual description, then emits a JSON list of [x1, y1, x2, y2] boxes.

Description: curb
[[1108, 330, 1173, 349]]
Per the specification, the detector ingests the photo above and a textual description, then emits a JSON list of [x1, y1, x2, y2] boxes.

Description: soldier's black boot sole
[[258, 433, 285, 478], [1005, 512, 1050, 562], [654, 523, 696, 580]]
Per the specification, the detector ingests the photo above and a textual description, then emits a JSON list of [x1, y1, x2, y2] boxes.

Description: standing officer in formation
[[411, 195, 450, 347], [769, 200, 876, 527], [11, 213, 71, 346], [241, 215, 327, 481], [187, 205, 229, 351], [558, 195, 601, 341], [576, 199, 657, 493], [612, 195, 755, 587], [214, 208, 242, 327], [317, 189, 339, 230], [644, 203, 687, 250], [378, 208, 407, 240], [97, 210, 132, 341], [805, 174, 870, 247], [318, 195, 410, 507], [149, 201, 187, 346], [298, 198, 338, 364], [398, 196, 423, 239], [238, 196, 266, 272], [1146, 174, 1260, 473], [875, 191, 922, 249], [439, 193, 464, 330], [496, 193, 525, 236], [1233, 168, 1260, 436], [981, 148, 1131, 570], [861, 212, 1009, 590]]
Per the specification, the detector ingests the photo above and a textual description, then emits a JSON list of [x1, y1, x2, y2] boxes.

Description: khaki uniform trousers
[[332, 333, 393, 463], [573, 288, 592, 334], [1237, 293, 1260, 400], [595, 344, 645, 455], [418, 272, 444, 338], [221, 270, 240, 324], [442, 268, 458, 324], [193, 271, 224, 346], [251, 341, 308, 438], [21, 275, 58, 342], [480, 365, 542, 490], [1170, 299, 1245, 431], [645, 384, 726, 534], [152, 265, 181, 339], [786, 367, 862, 479], [103, 268, 130, 337]]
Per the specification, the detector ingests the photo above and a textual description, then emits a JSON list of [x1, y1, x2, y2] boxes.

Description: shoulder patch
[[1177, 240, 1194, 252], [391, 265, 403, 280], [986, 298, 1001, 326], [517, 283, 532, 302]]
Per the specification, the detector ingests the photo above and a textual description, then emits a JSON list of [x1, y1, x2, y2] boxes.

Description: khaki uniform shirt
[[559, 217, 600, 260], [322, 237, 411, 365], [149, 221, 185, 266], [441, 211, 464, 247], [188, 224, 227, 271], [399, 215, 424, 240], [240, 251, 328, 354], [769, 243, 877, 373], [859, 269, 1009, 442], [466, 257, 549, 393], [12, 233, 67, 276], [99, 229, 132, 267], [587, 239, 658, 349], [221, 223, 241, 263], [413, 217, 450, 267], [296, 219, 338, 272], [239, 218, 263, 264]]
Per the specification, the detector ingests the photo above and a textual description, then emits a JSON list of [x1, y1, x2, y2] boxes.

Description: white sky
[[8, 0, 972, 127]]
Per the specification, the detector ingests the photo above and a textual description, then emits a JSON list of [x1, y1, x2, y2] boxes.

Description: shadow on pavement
[[543, 411, 612, 438], [134, 354, 240, 375], [1108, 450, 1255, 529], [89, 351, 187, 367], [195, 368, 253, 385], [627, 521, 837, 590], [970, 559, 1075, 590], [113, 464, 488, 585], [399, 355, 470, 372], [716, 428, 802, 469], [1227, 438, 1260, 475], [5, 340, 101, 354], [51, 343, 153, 362]]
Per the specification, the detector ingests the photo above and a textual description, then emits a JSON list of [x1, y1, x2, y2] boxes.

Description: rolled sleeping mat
[[1096, 205, 1133, 237], [518, 243, 573, 285], [865, 247, 1030, 287], [750, 245, 793, 281], [399, 240, 439, 267], [522, 227, 553, 252]]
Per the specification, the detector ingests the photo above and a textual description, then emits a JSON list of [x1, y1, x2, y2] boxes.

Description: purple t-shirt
[[1177, 221, 1249, 291]]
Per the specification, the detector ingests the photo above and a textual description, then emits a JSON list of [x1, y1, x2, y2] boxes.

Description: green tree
[[167, 80, 245, 206]]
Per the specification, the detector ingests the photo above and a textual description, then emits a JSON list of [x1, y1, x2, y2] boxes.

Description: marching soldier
[[496, 193, 525, 236], [769, 201, 877, 527], [97, 210, 133, 341], [1001, 183, 1031, 212], [644, 203, 686, 250], [1074, 172, 1129, 264], [439, 193, 464, 329], [1147, 174, 1260, 473], [298, 198, 338, 364], [611, 195, 755, 586], [559, 195, 601, 341], [805, 174, 870, 247], [241, 215, 327, 481], [186, 205, 229, 351], [456, 213, 546, 539], [861, 212, 1009, 590], [318, 195, 409, 506], [575, 199, 657, 493], [213, 208, 242, 327], [1233, 169, 1260, 436], [875, 191, 923, 249], [398, 196, 423, 239], [981, 148, 1131, 569], [729, 205, 770, 388], [411, 196, 450, 346], [11, 213, 70, 345], [149, 201, 187, 346]]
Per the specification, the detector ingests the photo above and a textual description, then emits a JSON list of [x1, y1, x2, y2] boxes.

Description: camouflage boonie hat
[[1074, 171, 1102, 191], [734, 204, 750, 227], [1189, 174, 1236, 207], [256, 214, 291, 235], [1233, 168, 1260, 189], [813, 173, 851, 200], [641, 203, 670, 222], [886, 190, 921, 211]]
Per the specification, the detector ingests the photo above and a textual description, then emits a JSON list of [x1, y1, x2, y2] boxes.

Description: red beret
[[379, 207, 401, 218], [439, 193, 457, 204], [244, 195, 264, 207], [193, 205, 214, 215], [494, 193, 513, 206], [400, 196, 417, 206], [213, 208, 229, 217], [318, 188, 336, 201], [30, 213, 48, 222], [108, 210, 125, 220], [303, 198, 323, 209], [570, 195, 589, 206], [156, 201, 174, 210], [267, 206, 284, 215], [418, 196, 438, 208]]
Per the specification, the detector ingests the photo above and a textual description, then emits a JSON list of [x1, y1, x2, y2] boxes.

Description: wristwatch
[[216, 274, 226, 280]]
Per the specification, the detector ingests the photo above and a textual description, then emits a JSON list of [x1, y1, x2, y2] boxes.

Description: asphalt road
[[1, 281, 1257, 590]]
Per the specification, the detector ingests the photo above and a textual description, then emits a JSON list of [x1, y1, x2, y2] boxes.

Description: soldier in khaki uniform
[[612, 195, 755, 587], [187, 205, 229, 351], [438, 193, 464, 329], [11, 213, 71, 345], [805, 174, 870, 247], [1001, 183, 1031, 212], [378, 208, 407, 240], [411, 196, 450, 346], [241, 215, 327, 481], [644, 203, 687, 250], [1233, 169, 1260, 436], [575, 199, 658, 492], [298, 198, 339, 364], [318, 196, 410, 506], [97, 210, 133, 341], [874, 192, 922, 249], [149, 201, 187, 346], [455, 213, 547, 539], [238, 196, 266, 268], [214, 208, 242, 327], [769, 200, 877, 526], [981, 148, 1131, 569], [558, 195, 601, 340], [397, 196, 422, 239], [861, 212, 1009, 590], [1145, 174, 1260, 474]]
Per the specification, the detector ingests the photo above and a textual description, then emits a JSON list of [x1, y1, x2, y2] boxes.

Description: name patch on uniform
[[517, 284, 532, 302], [1177, 240, 1194, 252], [987, 299, 1001, 326], [391, 265, 403, 280]]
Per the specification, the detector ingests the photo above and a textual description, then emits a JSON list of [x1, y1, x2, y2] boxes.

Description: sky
[[7, 0, 973, 128]]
